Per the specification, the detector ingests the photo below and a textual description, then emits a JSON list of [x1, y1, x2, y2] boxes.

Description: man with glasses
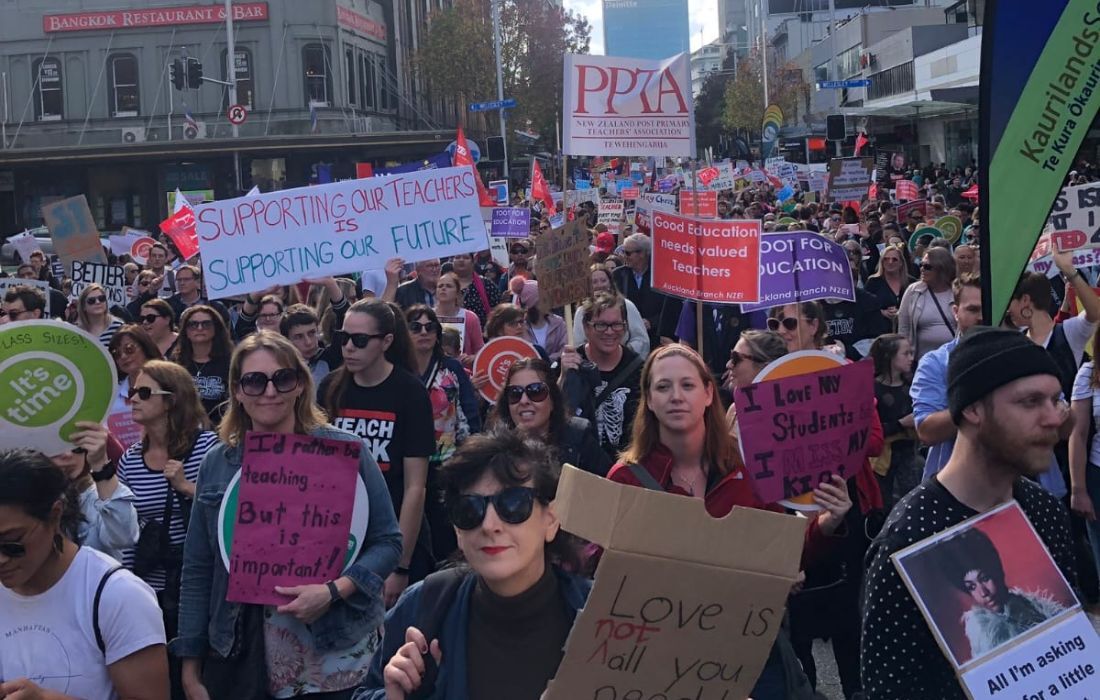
[[612, 233, 679, 348], [394, 258, 442, 310], [505, 240, 534, 288], [141, 243, 176, 299], [1, 286, 47, 324], [15, 264, 66, 319], [559, 293, 644, 461], [166, 264, 230, 327]]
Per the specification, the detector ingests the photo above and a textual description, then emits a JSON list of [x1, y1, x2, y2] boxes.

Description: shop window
[[109, 53, 140, 116], [303, 44, 332, 106], [33, 57, 63, 121]]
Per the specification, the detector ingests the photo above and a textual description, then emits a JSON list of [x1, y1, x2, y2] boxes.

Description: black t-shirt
[[186, 356, 230, 423], [320, 367, 434, 514], [823, 289, 880, 360], [861, 477, 1075, 700], [577, 346, 642, 459]]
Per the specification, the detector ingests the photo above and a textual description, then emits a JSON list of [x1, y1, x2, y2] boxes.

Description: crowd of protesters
[[1, 155, 1098, 700]]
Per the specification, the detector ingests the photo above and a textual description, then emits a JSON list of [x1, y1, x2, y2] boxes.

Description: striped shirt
[[97, 318, 124, 349], [117, 430, 218, 591]]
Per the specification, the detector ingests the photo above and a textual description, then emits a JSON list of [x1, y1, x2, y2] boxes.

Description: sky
[[564, 0, 721, 55]]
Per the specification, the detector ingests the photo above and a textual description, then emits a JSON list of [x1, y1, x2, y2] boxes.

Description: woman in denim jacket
[[171, 332, 402, 699]]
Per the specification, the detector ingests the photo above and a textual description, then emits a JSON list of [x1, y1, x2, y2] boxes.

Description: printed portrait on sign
[[892, 502, 1076, 668]]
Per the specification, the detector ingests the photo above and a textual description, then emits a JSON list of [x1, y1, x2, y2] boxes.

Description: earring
[[53, 533, 64, 554], [1022, 307, 1033, 320]]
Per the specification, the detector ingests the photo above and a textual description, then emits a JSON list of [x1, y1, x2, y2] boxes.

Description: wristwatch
[[91, 459, 117, 482], [326, 580, 340, 604]]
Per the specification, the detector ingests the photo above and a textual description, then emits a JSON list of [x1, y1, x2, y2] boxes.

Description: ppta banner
[[562, 53, 695, 158]]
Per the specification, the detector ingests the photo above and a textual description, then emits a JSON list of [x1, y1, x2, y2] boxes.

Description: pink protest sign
[[734, 361, 875, 503], [227, 432, 359, 606]]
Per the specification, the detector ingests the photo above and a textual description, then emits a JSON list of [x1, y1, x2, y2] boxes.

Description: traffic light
[[170, 59, 184, 90], [486, 136, 505, 161], [826, 114, 846, 141], [186, 58, 203, 89]]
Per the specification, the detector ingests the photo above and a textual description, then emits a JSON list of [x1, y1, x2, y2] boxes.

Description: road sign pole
[[492, 0, 508, 179], [225, 0, 242, 193]]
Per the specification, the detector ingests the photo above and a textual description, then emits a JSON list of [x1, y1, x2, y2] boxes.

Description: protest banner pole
[[561, 154, 574, 343], [691, 157, 703, 355]]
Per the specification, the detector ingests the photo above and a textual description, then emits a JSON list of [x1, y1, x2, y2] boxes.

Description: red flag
[[453, 127, 495, 207], [854, 132, 868, 156], [531, 158, 556, 216], [868, 181, 879, 201]]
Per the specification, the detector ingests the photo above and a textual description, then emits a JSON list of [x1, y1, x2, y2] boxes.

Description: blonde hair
[[619, 344, 740, 475], [77, 283, 118, 330], [218, 332, 328, 447]]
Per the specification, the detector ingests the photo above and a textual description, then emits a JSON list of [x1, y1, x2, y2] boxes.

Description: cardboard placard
[[226, 433, 359, 606], [598, 201, 626, 234], [827, 157, 874, 202], [490, 207, 531, 238], [534, 220, 590, 314], [544, 466, 806, 700], [71, 261, 128, 306], [679, 190, 718, 219], [41, 195, 106, 276], [735, 360, 875, 503], [651, 212, 761, 304], [193, 166, 488, 298], [740, 231, 856, 312], [0, 321, 117, 455]]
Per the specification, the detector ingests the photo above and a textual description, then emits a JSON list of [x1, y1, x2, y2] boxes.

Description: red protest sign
[[160, 207, 199, 260], [651, 212, 761, 303], [473, 336, 540, 403], [227, 433, 359, 606], [620, 187, 640, 200], [735, 359, 875, 504], [679, 190, 717, 218], [697, 166, 719, 186]]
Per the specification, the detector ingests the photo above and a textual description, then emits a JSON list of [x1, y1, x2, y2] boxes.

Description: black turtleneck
[[466, 565, 572, 700]]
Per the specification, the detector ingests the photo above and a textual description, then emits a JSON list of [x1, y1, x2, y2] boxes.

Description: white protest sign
[[71, 261, 128, 306], [1045, 181, 1100, 252], [6, 230, 41, 262], [568, 189, 600, 207], [193, 166, 488, 298], [0, 278, 51, 316], [1028, 244, 1100, 277], [563, 53, 695, 157], [705, 160, 736, 192], [598, 201, 625, 234], [810, 170, 829, 193], [827, 157, 874, 202], [634, 192, 676, 234], [749, 169, 767, 183]]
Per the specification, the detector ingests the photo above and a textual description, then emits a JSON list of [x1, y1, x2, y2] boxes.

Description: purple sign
[[491, 207, 531, 238], [740, 231, 856, 312]]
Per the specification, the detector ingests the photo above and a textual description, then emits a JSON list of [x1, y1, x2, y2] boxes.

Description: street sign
[[227, 104, 248, 125], [470, 98, 517, 112], [816, 79, 871, 90]]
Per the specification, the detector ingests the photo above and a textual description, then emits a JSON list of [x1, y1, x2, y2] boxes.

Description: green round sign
[[217, 468, 371, 573], [909, 226, 943, 251], [0, 321, 116, 454], [935, 215, 963, 244], [776, 217, 797, 226]]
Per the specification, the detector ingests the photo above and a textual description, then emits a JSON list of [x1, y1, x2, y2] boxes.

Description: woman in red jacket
[[606, 343, 855, 700]]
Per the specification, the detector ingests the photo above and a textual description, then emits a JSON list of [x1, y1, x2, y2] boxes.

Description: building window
[[868, 61, 915, 100], [346, 48, 357, 107], [223, 48, 255, 110], [109, 54, 140, 116], [303, 44, 332, 106], [814, 62, 829, 84], [33, 57, 63, 121], [837, 45, 861, 78], [361, 52, 376, 110]]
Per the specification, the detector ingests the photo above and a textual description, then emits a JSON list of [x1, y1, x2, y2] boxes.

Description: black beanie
[[947, 327, 1062, 424]]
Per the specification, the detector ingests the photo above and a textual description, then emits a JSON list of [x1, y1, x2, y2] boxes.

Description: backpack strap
[[409, 567, 469, 700], [628, 462, 666, 492], [94, 565, 126, 655], [591, 353, 645, 411]]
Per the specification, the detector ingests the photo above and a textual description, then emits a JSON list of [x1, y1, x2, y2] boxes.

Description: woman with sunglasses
[[406, 304, 482, 562], [866, 243, 915, 335], [607, 344, 854, 700], [898, 246, 957, 363], [107, 326, 164, 447], [126, 269, 159, 321], [321, 300, 436, 608], [767, 302, 832, 354], [359, 429, 589, 700], [78, 282, 125, 348], [174, 332, 401, 699], [140, 298, 179, 358], [722, 330, 789, 447], [433, 272, 484, 364], [495, 358, 611, 477], [173, 305, 234, 423], [0, 449, 169, 699], [117, 360, 214, 698]]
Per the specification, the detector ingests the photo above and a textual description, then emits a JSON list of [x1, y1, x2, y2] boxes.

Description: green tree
[[695, 52, 737, 154], [721, 48, 806, 136]]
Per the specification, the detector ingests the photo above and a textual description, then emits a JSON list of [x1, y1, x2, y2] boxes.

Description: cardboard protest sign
[[534, 220, 590, 314], [735, 359, 875, 504], [0, 278, 51, 316], [472, 336, 540, 403], [562, 52, 695, 157], [71, 261, 128, 306], [679, 190, 717, 219], [651, 212, 761, 304], [41, 195, 106, 275], [226, 432, 360, 606], [0, 321, 117, 455], [740, 231, 857, 312], [544, 466, 806, 700], [490, 207, 531, 238], [827, 158, 874, 202], [194, 166, 488, 298], [891, 501, 1100, 699]]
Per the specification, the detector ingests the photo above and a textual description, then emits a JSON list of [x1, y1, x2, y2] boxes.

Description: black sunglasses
[[504, 382, 550, 405], [408, 321, 439, 334], [920, 262, 936, 271], [767, 317, 800, 332], [238, 368, 302, 396], [139, 314, 164, 324], [335, 330, 387, 349], [729, 350, 760, 367], [126, 386, 173, 403], [448, 486, 543, 530], [186, 319, 214, 330], [86, 294, 107, 305]]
